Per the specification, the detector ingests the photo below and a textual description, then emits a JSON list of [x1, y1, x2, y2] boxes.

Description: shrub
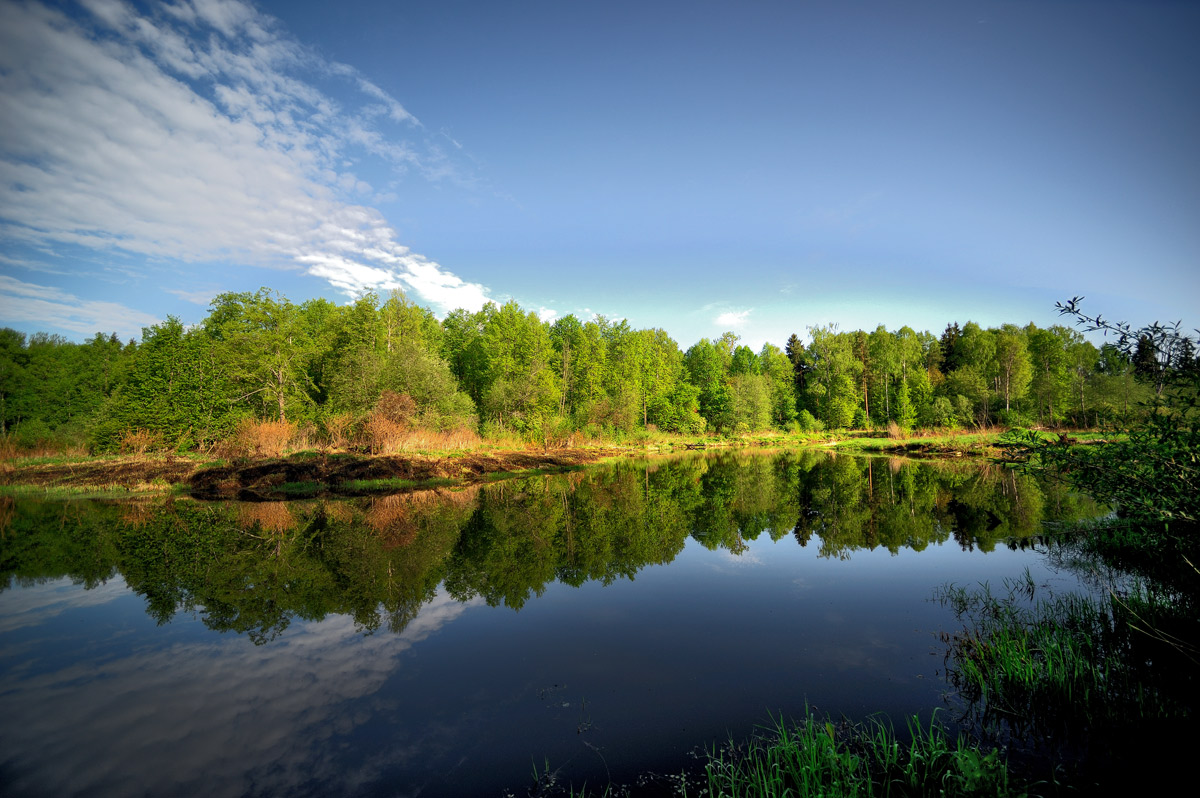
[[323, 413, 357, 450], [224, 418, 297, 459], [363, 414, 404, 454], [119, 428, 165, 455], [374, 390, 417, 427]]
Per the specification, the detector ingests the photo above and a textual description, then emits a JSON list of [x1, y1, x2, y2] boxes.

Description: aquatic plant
[[695, 712, 1023, 798], [937, 571, 1197, 787]]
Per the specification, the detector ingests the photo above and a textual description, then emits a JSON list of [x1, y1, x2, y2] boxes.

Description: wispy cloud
[[0, 0, 491, 316], [0, 275, 160, 338], [165, 287, 220, 306]]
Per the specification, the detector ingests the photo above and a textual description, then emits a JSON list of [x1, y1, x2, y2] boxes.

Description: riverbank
[[0, 447, 622, 499], [0, 428, 1113, 498]]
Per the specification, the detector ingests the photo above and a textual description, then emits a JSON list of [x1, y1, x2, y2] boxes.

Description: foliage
[[1019, 298, 1199, 525], [5, 290, 1180, 453]]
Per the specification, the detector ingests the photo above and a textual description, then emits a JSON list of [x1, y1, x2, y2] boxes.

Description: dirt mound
[[0, 449, 614, 498], [189, 449, 610, 500]]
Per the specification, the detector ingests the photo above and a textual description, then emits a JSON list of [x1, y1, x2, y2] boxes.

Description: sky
[[1, 0, 1197, 350]]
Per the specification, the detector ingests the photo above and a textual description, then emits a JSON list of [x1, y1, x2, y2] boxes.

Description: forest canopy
[[1, 288, 1188, 454]]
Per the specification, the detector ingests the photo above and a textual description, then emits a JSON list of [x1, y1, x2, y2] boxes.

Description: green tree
[[684, 338, 732, 432], [1028, 324, 1074, 425], [993, 324, 1032, 414], [479, 301, 560, 433], [93, 317, 236, 450], [204, 288, 316, 422], [759, 342, 798, 428]]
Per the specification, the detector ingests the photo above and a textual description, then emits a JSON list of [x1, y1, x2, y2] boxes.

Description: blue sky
[[1, 0, 1197, 349]]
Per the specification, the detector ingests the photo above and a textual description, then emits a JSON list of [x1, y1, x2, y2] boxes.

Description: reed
[[693, 712, 1020, 798], [937, 569, 1196, 773]]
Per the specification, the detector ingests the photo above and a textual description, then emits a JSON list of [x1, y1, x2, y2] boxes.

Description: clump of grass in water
[[693, 711, 1022, 798], [937, 570, 1197, 786]]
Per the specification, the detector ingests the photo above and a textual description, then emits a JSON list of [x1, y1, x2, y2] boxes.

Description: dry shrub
[[887, 421, 905, 440], [120, 428, 165, 455], [292, 424, 316, 451], [363, 391, 418, 454], [324, 413, 356, 450], [364, 414, 405, 454], [120, 502, 157, 528], [0, 438, 87, 461], [238, 502, 296, 534], [0, 495, 13, 536], [365, 494, 417, 546], [322, 501, 355, 524], [438, 426, 482, 450], [391, 425, 482, 452], [375, 390, 417, 426], [226, 418, 297, 458]]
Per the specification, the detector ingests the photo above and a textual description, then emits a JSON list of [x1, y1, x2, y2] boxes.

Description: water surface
[[0, 450, 1105, 796]]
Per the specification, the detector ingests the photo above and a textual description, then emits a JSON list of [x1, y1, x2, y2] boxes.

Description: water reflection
[[0, 451, 1108, 797], [1, 451, 1103, 640]]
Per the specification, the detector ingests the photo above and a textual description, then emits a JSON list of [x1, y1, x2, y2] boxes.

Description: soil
[[0, 449, 618, 500]]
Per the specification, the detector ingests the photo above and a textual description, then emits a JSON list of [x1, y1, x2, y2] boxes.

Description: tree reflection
[[0, 452, 1107, 640]]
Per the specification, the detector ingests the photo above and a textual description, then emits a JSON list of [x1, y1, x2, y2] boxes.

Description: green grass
[[0, 484, 149, 500], [690, 712, 1023, 798], [276, 481, 324, 496], [936, 566, 1197, 785], [339, 476, 458, 492]]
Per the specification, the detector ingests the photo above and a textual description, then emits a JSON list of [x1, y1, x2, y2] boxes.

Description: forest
[[1, 287, 1192, 455]]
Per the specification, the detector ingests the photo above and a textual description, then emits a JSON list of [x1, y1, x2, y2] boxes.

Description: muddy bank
[[0, 449, 617, 498], [189, 449, 613, 500]]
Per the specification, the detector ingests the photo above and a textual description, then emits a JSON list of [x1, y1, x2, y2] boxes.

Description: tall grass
[[694, 712, 1021, 798], [937, 568, 1197, 784]]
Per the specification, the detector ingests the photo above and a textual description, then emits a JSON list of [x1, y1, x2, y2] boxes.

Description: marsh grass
[[694, 712, 1022, 798], [0, 484, 142, 500], [341, 476, 458, 492], [276, 481, 323, 496], [937, 567, 1197, 786]]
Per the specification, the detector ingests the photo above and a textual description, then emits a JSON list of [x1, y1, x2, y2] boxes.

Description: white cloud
[[0, 275, 160, 338], [537, 306, 558, 323], [0, 0, 491, 319], [715, 309, 752, 328]]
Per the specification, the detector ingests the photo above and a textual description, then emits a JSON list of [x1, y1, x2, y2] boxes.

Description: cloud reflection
[[0, 586, 480, 797]]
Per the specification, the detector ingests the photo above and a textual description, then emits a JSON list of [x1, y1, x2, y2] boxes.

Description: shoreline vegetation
[[0, 426, 1111, 498]]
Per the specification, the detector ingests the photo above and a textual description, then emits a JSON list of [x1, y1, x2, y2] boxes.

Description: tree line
[[1, 287, 1190, 452]]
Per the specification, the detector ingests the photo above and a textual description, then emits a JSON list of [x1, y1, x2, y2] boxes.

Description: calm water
[[0, 450, 1105, 797]]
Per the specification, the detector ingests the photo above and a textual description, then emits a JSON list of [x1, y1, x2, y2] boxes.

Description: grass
[[936, 564, 1198, 787], [276, 481, 324, 496], [0, 484, 152, 500], [340, 476, 459, 492], [690, 712, 1023, 798]]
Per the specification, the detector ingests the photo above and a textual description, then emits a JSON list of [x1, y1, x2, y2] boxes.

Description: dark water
[[0, 450, 1105, 797]]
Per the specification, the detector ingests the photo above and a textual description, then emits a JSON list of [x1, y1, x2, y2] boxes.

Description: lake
[[0, 450, 1106, 797]]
